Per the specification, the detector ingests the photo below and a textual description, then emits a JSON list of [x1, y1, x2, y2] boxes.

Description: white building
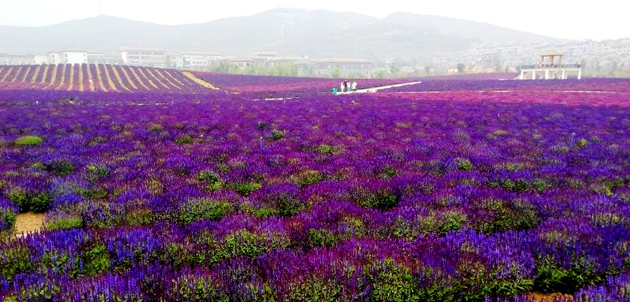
[[47, 53, 62, 65], [87, 52, 124, 65], [314, 58, 373, 78], [0, 54, 34, 65], [47, 51, 88, 64], [33, 55, 48, 64], [169, 52, 223, 70], [120, 47, 167, 68]]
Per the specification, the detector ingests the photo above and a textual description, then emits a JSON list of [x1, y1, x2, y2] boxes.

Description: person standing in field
[[340, 81, 345, 92], [351, 81, 357, 91]]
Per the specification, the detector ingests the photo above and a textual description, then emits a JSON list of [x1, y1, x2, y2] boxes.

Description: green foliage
[[224, 229, 289, 258], [169, 274, 229, 302], [8, 188, 28, 211], [591, 177, 626, 196], [81, 202, 124, 229], [147, 123, 164, 132], [272, 129, 285, 140], [367, 258, 419, 301], [533, 256, 603, 294], [87, 136, 107, 146], [590, 212, 626, 228], [497, 177, 540, 193], [196, 170, 222, 192], [0, 246, 32, 282], [241, 202, 278, 219], [148, 177, 164, 194], [475, 198, 539, 234], [437, 211, 468, 235], [331, 67, 341, 78], [44, 159, 75, 176], [1, 207, 17, 232], [291, 170, 323, 188], [307, 228, 336, 248], [233, 182, 262, 196], [268, 192, 303, 217], [82, 244, 111, 276], [175, 134, 193, 145], [317, 144, 334, 155], [178, 198, 231, 224], [81, 187, 109, 200], [532, 178, 553, 193], [124, 208, 154, 226], [217, 164, 231, 173], [352, 186, 401, 210], [85, 164, 109, 184], [340, 217, 365, 239], [285, 278, 341, 301], [9, 187, 51, 213], [485, 279, 534, 299], [15, 135, 43, 146], [44, 214, 83, 231], [392, 216, 420, 241], [377, 165, 398, 179], [7, 282, 61, 301], [575, 138, 588, 148], [454, 158, 473, 171]]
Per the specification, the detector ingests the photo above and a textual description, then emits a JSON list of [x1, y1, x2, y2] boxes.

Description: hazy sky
[[1, 0, 628, 41]]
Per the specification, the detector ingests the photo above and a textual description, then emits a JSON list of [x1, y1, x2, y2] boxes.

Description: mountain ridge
[[0, 8, 560, 59]]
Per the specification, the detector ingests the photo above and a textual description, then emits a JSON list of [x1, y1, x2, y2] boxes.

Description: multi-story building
[[314, 59, 372, 78], [168, 52, 223, 70], [87, 51, 124, 65], [47, 52, 62, 64], [33, 55, 48, 64], [0, 54, 34, 65], [47, 50, 88, 64], [120, 47, 167, 68], [227, 56, 255, 69]]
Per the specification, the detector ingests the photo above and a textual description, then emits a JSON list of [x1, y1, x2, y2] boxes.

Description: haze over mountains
[[0, 8, 560, 59]]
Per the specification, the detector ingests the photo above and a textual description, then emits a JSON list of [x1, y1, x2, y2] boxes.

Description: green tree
[[331, 67, 341, 78], [303, 65, 315, 77], [389, 62, 401, 77], [374, 70, 387, 79]]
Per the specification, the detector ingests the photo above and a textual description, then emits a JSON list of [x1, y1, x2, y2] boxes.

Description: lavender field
[[1, 74, 630, 301]]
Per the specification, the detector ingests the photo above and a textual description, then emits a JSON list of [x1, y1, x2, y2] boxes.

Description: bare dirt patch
[[14, 212, 45, 237], [526, 292, 573, 302]]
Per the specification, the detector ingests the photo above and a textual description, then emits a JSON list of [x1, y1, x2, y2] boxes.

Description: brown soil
[[526, 292, 573, 302], [14, 212, 45, 236]]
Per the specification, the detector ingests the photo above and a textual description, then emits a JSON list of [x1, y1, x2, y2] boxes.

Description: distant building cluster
[[0, 47, 373, 78], [440, 38, 630, 74]]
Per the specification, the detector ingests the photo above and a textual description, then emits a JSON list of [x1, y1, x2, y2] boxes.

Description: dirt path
[[526, 292, 573, 302], [14, 212, 44, 237]]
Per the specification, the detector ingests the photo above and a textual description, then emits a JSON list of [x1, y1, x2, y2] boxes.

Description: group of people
[[338, 80, 357, 93], [342, 80, 357, 92]]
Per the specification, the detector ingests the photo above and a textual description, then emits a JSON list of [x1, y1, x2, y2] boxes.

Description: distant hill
[[0, 8, 559, 59]]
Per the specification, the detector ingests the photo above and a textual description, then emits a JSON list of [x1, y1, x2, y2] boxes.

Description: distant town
[[1, 38, 629, 78]]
